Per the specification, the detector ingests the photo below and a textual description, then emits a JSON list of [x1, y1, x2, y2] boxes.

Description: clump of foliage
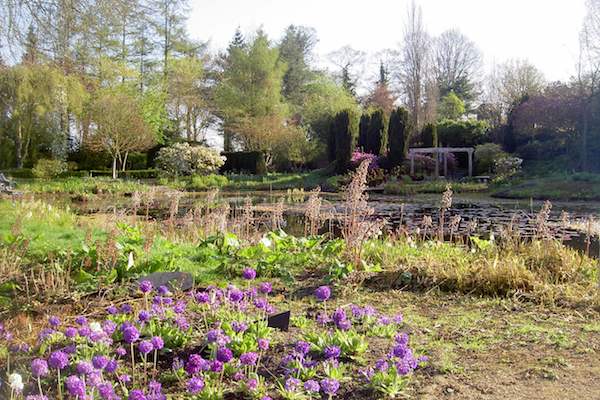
[[474, 143, 507, 174], [156, 143, 225, 177], [437, 118, 489, 147], [421, 123, 438, 147], [387, 107, 411, 168], [32, 159, 68, 179], [333, 110, 358, 174]]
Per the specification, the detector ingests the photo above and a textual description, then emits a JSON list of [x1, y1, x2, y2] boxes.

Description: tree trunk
[[15, 122, 23, 168], [122, 151, 129, 172], [582, 102, 590, 172], [112, 156, 118, 179]]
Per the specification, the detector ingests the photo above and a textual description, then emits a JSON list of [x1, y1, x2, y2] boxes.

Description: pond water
[[41, 189, 600, 257]]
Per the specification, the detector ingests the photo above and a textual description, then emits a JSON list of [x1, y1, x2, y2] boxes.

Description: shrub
[[388, 107, 410, 168], [421, 123, 438, 147], [437, 118, 489, 147], [222, 151, 267, 175], [156, 143, 225, 177], [32, 159, 68, 179], [189, 174, 229, 190], [475, 143, 507, 174], [333, 109, 358, 173], [494, 156, 523, 182], [366, 108, 387, 155], [350, 151, 380, 170]]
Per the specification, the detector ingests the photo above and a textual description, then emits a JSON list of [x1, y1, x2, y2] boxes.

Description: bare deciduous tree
[[327, 45, 366, 96], [578, 0, 600, 171], [397, 0, 431, 131], [432, 29, 483, 102]]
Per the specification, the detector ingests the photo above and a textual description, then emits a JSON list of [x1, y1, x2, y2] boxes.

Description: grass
[[492, 172, 600, 201], [158, 170, 342, 192], [15, 176, 149, 195], [384, 180, 488, 195]]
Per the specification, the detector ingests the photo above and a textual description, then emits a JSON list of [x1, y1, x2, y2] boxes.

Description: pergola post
[[434, 150, 439, 178], [410, 153, 415, 175], [468, 149, 473, 177]]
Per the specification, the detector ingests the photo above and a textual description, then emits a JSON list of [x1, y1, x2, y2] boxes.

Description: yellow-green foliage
[[363, 238, 599, 307]]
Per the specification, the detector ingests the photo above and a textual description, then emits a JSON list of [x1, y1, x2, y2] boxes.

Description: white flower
[[8, 372, 23, 391], [127, 252, 135, 269], [89, 322, 102, 333], [259, 237, 272, 248]]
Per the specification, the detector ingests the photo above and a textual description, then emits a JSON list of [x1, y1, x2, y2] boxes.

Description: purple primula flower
[[295, 341, 311, 355], [115, 347, 127, 357], [97, 382, 117, 400], [174, 316, 189, 331], [246, 378, 258, 391], [118, 374, 131, 384], [173, 301, 186, 314], [105, 359, 118, 373], [157, 285, 171, 296], [258, 338, 270, 351], [102, 320, 117, 336], [336, 319, 352, 331], [375, 359, 389, 372], [304, 379, 320, 393], [210, 360, 223, 372], [31, 358, 49, 377], [151, 336, 164, 350], [65, 375, 86, 397], [393, 314, 404, 324], [228, 288, 244, 303], [314, 286, 331, 302], [216, 347, 233, 363], [185, 354, 209, 375], [378, 316, 391, 326], [106, 305, 118, 315], [87, 370, 102, 387], [316, 312, 331, 326], [258, 282, 272, 294], [139, 280, 153, 294], [232, 371, 245, 381], [48, 316, 60, 328], [148, 380, 162, 394], [284, 377, 301, 391], [332, 308, 346, 324], [320, 378, 340, 395], [239, 352, 259, 366], [253, 298, 268, 310], [395, 333, 409, 346], [48, 350, 69, 370], [195, 292, 209, 303], [323, 345, 341, 360], [76, 361, 94, 375], [122, 326, 140, 344], [128, 389, 147, 400], [206, 329, 222, 343], [231, 321, 248, 333], [186, 376, 205, 394], [120, 304, 133, 314], [138, 310, 151, 323], [92, 355, 109, 370], [78, 326, 91, 337], [75, 316, 88, 326], [242, 267, 257, 280], [138, 340, 154, 355]]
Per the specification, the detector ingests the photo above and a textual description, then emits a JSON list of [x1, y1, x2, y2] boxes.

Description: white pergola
[[408, 147, 474, 178]]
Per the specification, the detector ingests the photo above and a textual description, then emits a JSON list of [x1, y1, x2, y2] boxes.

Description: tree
[[87, 90, 156, 178], [421, 123, 438, 147], [215, 31, 289, 163], [365, 61, 396, 115], [366, 108, 387, 155], [0, 64, 85, 167], [493, 59, 546, 110], [278, 25, 317, 106], [328, 46, 366, 97], [432, 29, 482, 103], [578, 0, 600, 171], [438, 91, 466, 120], [398, 1, 431, 132], [358, 113, 370, 150], [333, 109, 358, 173], [388, 107, 411, 167], [167, 56, 211, 141]]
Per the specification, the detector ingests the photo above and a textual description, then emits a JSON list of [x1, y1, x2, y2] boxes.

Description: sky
[[187, 0, 588, 82]]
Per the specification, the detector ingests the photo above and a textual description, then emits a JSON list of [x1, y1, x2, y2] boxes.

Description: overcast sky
[[188, 0, 587, 82]]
